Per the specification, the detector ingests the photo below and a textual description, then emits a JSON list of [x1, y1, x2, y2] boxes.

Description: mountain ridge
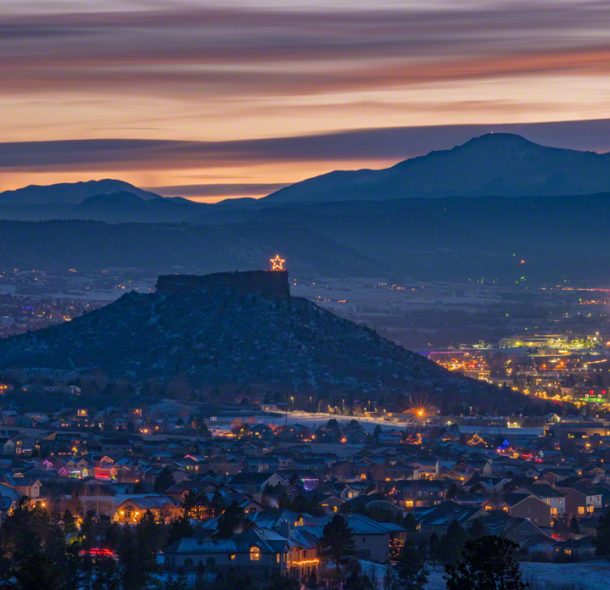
[[0, 179, 161, 206], [263, 132, 610, 202]]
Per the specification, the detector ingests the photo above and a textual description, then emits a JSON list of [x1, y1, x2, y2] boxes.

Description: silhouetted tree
[[404, 512, 418, 533], [319, 514, 355, 572], [594, 509, 610, 558], [216, 501, 246, 538], [0, 499, 78, 590], [469, 518, 487, 540], [154, 466, 176, 493], [168, 516, 193, 545], [396, 540, 428, 589], [445, 536, 526, 590], [266, 573, 300, 590], [439, 520, 467, 565], [429, 531, 440, 565]]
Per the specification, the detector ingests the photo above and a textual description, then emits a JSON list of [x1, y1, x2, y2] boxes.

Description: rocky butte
[[0, 270, 530, 413]]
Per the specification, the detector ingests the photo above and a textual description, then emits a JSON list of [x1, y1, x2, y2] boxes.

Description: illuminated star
[[269, 254, 286, 271]]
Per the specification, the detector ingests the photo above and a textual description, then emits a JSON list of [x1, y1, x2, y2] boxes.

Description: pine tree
[[445, 536, 526, 590], [469, 518, 487, 540], [429, 531, 440, 565], [439, 520, 467, 565], [216, 501, 246, 538], [14, 551, 65, 590], [319, 514, 355, 572], [594, 509, 610, 558], [164, 575, 190, 590], [396, 541, 428, 590], [0, 499, 78, 590], [404, 512, 418, 533], [154, 466, 176, 493]]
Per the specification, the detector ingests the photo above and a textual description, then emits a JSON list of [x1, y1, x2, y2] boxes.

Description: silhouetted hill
[[0, 179, 160, 206], [0, 270, 525, 412], [249, 193, 610, 282], [74, 191, 201, 222], [265, 133, 610, 202], [0, 220, 379, 276]]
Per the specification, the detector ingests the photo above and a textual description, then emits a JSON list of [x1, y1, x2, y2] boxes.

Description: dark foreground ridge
[[0, 270, 528, 412]]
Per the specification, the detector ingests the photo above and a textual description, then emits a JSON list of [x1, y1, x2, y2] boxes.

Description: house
[[553, 536, 596, 561], [557, 484, 604, 518], [286, 526, 320, 581], [228, 472, 288, 502], [318, 495, 344, 513], [12, 436, 39, 456], [339, 482, 372, 501], [346, 513, 406, 563], [100, 437, 137, 457], [476, 510, 549, 547], [0, 438, 15, 455], [484, 493, 552, 528], [411, 461, 439, 481], [164, 526, 291, 577], [393, 479, 447, 509], [114, 495, 180, 524], [1, 475, 42, 499], [515, 483, 566, 518], [416, 501, 483, 536]]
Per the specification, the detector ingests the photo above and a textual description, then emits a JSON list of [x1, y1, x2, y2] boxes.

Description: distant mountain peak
[[0, 179, 161, 206], [265, 133, 610, 202], [459, 132, 538, 148]]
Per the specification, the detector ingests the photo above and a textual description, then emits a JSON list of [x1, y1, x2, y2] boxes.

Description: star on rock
[[269, 254, 286, 271]]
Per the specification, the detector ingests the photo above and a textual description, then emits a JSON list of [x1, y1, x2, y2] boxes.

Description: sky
[[2, 0, 610, 201]]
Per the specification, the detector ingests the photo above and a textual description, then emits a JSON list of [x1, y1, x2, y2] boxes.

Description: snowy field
[[423, 561, 610, 590]]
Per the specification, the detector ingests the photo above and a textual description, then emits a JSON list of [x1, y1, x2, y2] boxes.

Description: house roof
[[417, 501, 481, 526], [346, 513, 405, 535], [229, 472, 277, 486], [165, 526, 290, 556], [117, 494, 176, 509]]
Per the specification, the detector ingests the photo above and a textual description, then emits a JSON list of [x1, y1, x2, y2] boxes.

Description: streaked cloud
[[2, 1, 610, 195], [4, 118, 610, 199]]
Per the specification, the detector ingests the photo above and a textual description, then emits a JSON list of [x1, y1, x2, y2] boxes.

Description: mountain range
[[0, 270, 527, 413], [1, 133, 609, 283], [265, 133, 610, 202], [3, 133, 610, 218]]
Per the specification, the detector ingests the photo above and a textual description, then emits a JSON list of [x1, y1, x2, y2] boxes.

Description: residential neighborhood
[[0, 399, 609, 587]]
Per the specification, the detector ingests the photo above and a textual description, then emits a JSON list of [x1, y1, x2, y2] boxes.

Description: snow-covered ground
[[424, 561, 610, 590]]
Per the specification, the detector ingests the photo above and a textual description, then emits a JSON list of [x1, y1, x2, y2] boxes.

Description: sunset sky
[[3, 0, 610, 201]]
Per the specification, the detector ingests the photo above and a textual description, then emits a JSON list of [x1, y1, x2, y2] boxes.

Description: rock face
[[156, 270, 290, 299], [0, 271, 524, 412]]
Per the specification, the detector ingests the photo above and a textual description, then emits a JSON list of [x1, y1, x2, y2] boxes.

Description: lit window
[[250, 546, 261, 561], [230, 553, 236, 561], [578, 506, 585, 515]]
